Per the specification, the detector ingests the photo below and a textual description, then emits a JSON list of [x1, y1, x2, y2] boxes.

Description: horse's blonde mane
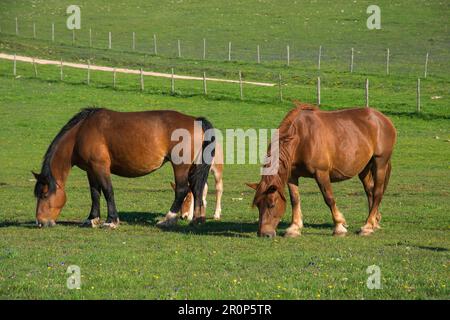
[[253, 101, 317, 204]]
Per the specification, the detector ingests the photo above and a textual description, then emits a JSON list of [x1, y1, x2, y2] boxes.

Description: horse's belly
[[329, 157, 371, 182], [110, 153, 166, 178], [110, 160, 165, 177]]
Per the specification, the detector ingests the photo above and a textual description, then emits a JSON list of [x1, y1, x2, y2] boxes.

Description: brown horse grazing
[[170, 143, 224, 221], [247, 102, 396, 238], [33, 108, 215, 228]]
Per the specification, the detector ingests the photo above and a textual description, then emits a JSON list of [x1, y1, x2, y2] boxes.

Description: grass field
[[0, 0, 449, 299]]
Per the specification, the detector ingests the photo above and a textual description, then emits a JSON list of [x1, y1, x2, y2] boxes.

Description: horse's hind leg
[[82, 172, 102, 228], [212, 165, 223, 220], [359, 158, 390, 236], [315, 170, 348, 236], [358, 162, 381, 229], [157, 165, 189, 228]]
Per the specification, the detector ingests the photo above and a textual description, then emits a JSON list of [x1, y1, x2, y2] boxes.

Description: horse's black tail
[[188, 117, 216, 207]]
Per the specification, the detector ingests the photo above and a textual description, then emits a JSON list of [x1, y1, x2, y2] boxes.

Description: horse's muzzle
[[258, 230, 276, 238]]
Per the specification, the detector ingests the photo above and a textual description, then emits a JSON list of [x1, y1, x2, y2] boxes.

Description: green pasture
[[0, 0, 449, 299]]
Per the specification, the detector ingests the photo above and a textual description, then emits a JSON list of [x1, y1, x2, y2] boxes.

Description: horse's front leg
[[315, 170, 348, 236], [99, 174, 120, 229], [82, 172, 102, 228], [285, 180, 303, 237]]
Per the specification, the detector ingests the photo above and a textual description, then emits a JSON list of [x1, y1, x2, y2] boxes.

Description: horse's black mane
[[34, 107, 103, 198]]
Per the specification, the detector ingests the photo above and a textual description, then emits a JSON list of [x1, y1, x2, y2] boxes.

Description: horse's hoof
[[333, 224, 348, 237], [359, 227, 374, 236], [156, 218, 177, 228], [102, 220, 119, 229], [82, 218, 101, 228], [181, 213, 189, 220], [190, 217, 206, 226], [213, 214, 221, 221], [284, 226, 301, 238]]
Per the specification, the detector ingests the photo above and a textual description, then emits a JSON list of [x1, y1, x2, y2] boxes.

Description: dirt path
[[0, 53, 275, 87]]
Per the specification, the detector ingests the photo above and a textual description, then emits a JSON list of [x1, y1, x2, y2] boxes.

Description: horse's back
[[74, 109, 198, 177], [293, 107, 396, 180], [305, 107, 395, 148]]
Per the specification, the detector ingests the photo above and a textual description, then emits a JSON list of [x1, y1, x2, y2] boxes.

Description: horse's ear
[[292, 99, 302, 107], [170, 182, 176, 191], [31, 171, 40, 180], [245, 182, 258, 190]]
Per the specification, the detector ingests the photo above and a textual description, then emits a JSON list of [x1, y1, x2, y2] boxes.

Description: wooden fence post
[[140, 68, 144, 91], [33, 22, 36, 39], [153, 34, 157, 55], [416, 78, 421, 113], [228, 42, 232, 61], [113, 68, 116, 89], [51, 23, 54, 42], [203, 71, 207, 95], [257, 45, 261, 64], [89, 28, 92, 47], [286, 45, 290, 66], [108, 31, 112, 49], [365, 78, 369, 107], [424, 52, 429, 78], [239, 71, 243, 100], [132, 32, 136, 51], [177, 39, 181, 58], [278, 73, 283, 102], [15, 17, 18, 35], [171, 68, 175, 94], [318, 45, 322, 71], [203, 38, 206, 60], [350, 47, 354, 73], [317, 76, 321, 106], [386, 48, 390, 75], [60, 58, 63, 81], [87, 60, 90, 85], [13, 53, 16, 77], [33, 57, 38, 77]]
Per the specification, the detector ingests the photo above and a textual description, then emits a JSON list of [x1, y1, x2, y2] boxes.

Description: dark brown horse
[[247, 102, 396, 238], [33, 108, 215, 228]]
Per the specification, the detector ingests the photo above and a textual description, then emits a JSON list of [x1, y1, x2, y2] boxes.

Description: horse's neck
[[50, 127, 78, 187]]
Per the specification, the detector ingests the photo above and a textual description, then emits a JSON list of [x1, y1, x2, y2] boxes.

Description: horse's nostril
[[260, 232, 275, 238]]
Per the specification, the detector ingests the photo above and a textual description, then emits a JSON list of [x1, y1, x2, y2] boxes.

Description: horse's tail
[[383, 160, 392, 193], [188, 117, 216, 205]]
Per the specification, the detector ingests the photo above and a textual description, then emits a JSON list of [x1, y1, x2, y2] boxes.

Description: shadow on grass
[[119, 211, 335, 237], [386, 242, 449, 252], [0, 220, 81, 229], [119, 211, 258, 238], [0, 212, 335, 238]]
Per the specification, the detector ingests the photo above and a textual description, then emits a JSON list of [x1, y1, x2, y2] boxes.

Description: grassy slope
[[0, 0, 449, 75], [0, 0, 449, 299], [0, 66, 448, 299]]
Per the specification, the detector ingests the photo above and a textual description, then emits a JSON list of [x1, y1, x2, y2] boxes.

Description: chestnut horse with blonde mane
[[33, 108, 215, 228], [247, 102, 396, 238]]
